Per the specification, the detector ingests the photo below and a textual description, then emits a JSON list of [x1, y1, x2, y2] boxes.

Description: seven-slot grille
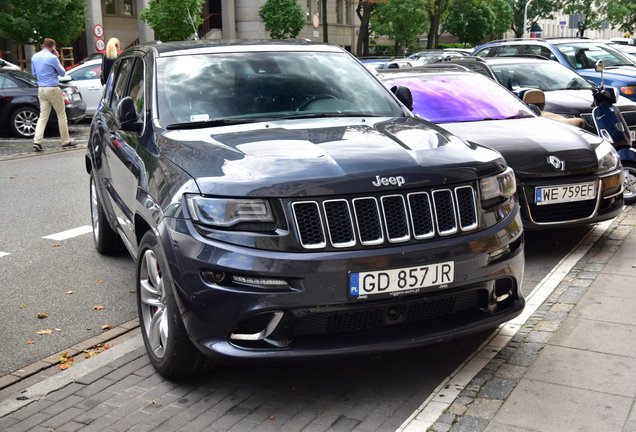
[[292, 185, 478, 249]]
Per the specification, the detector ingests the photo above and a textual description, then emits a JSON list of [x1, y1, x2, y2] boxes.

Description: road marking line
[[397, 219, 613, 432], [42, 226, 93, 241], [0, 252, 10, 258]]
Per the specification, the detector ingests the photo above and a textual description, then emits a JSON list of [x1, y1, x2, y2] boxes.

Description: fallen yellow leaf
[[26, 339, 35, 345], [37, 312, 48, 319], [35, 329, 53, 335], [95, 279, 104, 285], [100, 324, 113, 330], [19, 304, 26, 309], [65, 290, 74, 295]]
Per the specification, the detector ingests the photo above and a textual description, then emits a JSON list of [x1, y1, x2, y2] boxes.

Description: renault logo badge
[[547, 155, 565, 171]]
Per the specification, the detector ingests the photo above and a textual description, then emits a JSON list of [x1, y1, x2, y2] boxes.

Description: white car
[[60, 59, 103, 117], [0, 59, 21, 70]]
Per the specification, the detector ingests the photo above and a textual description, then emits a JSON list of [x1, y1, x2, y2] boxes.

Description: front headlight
[[186, 196, 274, 227], [480, 167, 516, 202], [595, 140, 620, 173]]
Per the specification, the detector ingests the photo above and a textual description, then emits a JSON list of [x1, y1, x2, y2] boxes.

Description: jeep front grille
[[291, 185, 478, 249]]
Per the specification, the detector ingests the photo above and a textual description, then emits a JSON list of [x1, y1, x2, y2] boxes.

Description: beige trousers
[[34, 87, 70, 145]]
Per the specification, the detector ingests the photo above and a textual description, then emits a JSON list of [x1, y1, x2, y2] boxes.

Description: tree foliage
[[356, 0, 386, 57], [258, 0, 305, 40], [371, 0, 428, 56], [489, 0, 514, 39], [562, 0, 606, 37], [140, 0, 205, 41], [509, 0, 561, 37], [0, 0, 85, 46], [605, 0, 636, 33], [446, 0, 495, 45]]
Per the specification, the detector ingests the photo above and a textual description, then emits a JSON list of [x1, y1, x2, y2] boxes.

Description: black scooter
[[591, 60, 636, 204]]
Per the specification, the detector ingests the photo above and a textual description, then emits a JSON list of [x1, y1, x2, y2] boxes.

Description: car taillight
[[62, 92, 72, 105], [1, 96, 12, 103]]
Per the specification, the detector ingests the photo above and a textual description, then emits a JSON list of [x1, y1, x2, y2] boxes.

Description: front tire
[[90, 174, 124, 255], [622, 161, 636, 205], [10, 107, 39, 138], [137, 230, 212, 379]]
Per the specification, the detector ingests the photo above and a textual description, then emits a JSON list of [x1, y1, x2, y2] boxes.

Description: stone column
[[137, 0, 155, 43], [222, 0, 237, 39], [85, 0, 103, 55]]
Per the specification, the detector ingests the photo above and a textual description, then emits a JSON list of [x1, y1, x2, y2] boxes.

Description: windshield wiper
[[274, 112, 381, 120], [166, 118, 262, 130]]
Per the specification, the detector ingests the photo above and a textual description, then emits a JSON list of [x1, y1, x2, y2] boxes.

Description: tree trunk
[[356, 5, 372, 57], [427, 14, 440, 49]]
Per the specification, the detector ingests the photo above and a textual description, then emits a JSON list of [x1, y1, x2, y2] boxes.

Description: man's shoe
[[33, 143, 43, 152], [61, 142, 77, 149]]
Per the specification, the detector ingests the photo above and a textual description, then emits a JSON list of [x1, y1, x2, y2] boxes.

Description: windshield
[[156, 51, 403, 127], [383, 73, 534, 123], [490, 61, 592, 91], [556, 42, 635, 69]]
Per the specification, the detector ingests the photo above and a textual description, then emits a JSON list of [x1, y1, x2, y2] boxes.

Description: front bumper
[[161, 201, 525, 361], [518, 169, 624, 229]]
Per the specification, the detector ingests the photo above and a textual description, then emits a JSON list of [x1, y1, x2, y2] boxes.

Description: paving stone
[[448, 402, 468, 416], [73, 403, 117, 425], [74, 377, 116, 398], [465, 398, 503, 419], [41, 406, 83, 429], [54, 420, 85, 432], [495, 365, 527, 381], [533, 321, 560, 332], [5, 412, 49, 432], [431, 421, 453, 432], [542, 311, 567, 323], [45, 383, 84, 402], [479, 378, 515, 400], [450, 415, 489, 432], [329, 414, 361, 430], [525, 331, 553, 344], [550, 317, 636, 357], [508, 343, 543, 367], [7, 398, 55, 421], [42, 394, 84, 416], [0, 415, 19, 430], [74, 366, 116, 385]]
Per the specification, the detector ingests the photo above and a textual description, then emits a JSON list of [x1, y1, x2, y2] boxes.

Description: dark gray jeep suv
[[86, 40, 525, 378]]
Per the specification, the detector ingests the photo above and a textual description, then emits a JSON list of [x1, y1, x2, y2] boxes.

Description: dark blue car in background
[[474, 39, 636, 102]]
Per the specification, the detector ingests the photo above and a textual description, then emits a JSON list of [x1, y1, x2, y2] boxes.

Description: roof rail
[[484, 37, 547, 44]]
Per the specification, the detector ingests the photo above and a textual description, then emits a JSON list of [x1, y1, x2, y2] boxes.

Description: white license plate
[[349, 261, 454, 298], [630, 129, 635, 142], [535, 181, 596, 205], [72, 93, 81, 101]]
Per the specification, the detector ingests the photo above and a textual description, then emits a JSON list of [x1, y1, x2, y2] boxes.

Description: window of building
[[346, 0, 353, 25], [306, 0, 312, 21], [337, 0, 343, 24], [102, 0, 134, 16]]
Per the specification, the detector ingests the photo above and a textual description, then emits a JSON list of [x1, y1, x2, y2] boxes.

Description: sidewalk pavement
[[0, 205, 634, 432]]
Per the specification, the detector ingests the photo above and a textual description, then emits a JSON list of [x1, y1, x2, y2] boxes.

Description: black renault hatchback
[[86, 40, 524, 378]]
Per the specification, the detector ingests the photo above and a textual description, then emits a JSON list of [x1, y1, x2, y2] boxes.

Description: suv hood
[[158, 117, 505, 197], [440, 117, 598, 178]]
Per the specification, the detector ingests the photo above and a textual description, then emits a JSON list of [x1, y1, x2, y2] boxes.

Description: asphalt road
[[0, 125, 593, 426]]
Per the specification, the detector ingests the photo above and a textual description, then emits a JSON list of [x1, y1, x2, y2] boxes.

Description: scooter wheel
[[622, 161, 636, 205]]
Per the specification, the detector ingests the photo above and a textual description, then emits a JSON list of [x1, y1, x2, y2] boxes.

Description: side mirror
[[594, 59, 604, 73], [59, 75, 72, 83], [117, 96, 142, 132], [391, 85, 413, 111]]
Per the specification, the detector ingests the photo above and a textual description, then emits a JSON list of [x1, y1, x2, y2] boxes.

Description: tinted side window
[[127, 58, 145, 118], [0, 75, 18, 89], [70, 64, 101, 81], [525, 45, 557, 60], [498, 45, 525, 56], [110, 57, 134, 108], [476, 47, 495, 57]]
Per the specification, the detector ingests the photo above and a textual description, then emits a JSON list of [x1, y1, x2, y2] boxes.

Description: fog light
[[493, 278, 514, 303], [232, 275, 289, 289], [202, 271, 225, 284], [489, 245, 510, 261]]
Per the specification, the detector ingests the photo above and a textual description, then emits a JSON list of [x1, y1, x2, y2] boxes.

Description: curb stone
[[430, 206, 635, 432]]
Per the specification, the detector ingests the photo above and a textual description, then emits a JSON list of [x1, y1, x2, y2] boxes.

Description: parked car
[[61, 59, 103, 116], [0, 69, 86, 138], [381, 68, 624, 229], [65, 51, 103, 71], [87, 40, 525, 378], [480, 57, 636, 142], [408, 50, 467, 63], [372, 58, 426, 70], [473, 39, 636, 101], [0, 58, 21, 70], [608, 43, 636, 63]]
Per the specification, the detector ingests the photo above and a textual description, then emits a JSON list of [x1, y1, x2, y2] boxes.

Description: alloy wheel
[[90, 180, 100, 243], [623, 165, 636, 203], [139, 249, 168, 359], [14, 109, 38, 137]]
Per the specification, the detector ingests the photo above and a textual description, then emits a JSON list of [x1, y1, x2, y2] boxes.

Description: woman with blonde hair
[[100, 37, 121, 85]]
